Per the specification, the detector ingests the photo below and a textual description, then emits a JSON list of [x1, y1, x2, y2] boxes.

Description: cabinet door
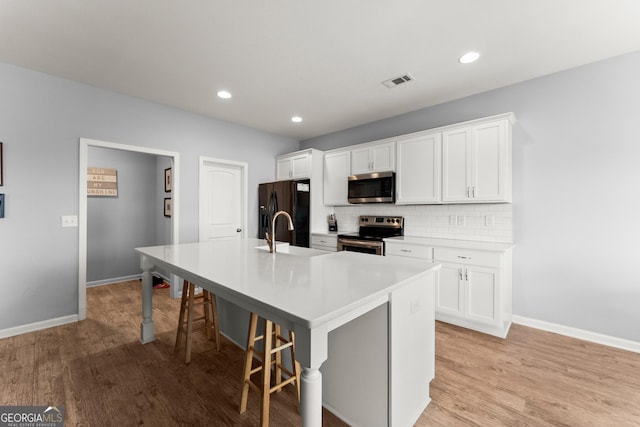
[[324, 150, 351, 205], [396, 133, 441, 204], [442, 128, 471, 202], [291, 153, 310, 178], [471, 121, 508, 201], [276, 158, 292, 180], [436, 264, 463, 316], [371, 142, 394, 172], [465, 265, 499, 326], [351, 147, 372, 174]]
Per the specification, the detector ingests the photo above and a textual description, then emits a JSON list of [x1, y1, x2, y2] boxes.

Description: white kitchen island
[[135, 238, 440, 427]]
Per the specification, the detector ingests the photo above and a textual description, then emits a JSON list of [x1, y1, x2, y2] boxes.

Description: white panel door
[[276, 158, 291, 180], [199, 159, 246, 241], [472, 121, 507, 201], [324, 150, 351, 205], [370, 142, 394, 172], [466, 266, 499, 326], [436, 264, 463, 315], [442, 128, 471, 202], [290, 153, 310, 178], [351, 147, 372, 174], [396, 133, 441, 204]]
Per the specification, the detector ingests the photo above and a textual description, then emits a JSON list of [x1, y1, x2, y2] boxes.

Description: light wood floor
[[1, 280, 639, 426]]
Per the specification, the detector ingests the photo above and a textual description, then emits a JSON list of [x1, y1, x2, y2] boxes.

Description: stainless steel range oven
[[337, 215, 404, 256]]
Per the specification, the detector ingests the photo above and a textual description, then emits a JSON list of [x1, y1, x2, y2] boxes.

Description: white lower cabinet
[[386, 238, 513, 338], [436, 262, 500, 327], [311, 233, 338, 252], [434, 247, 511, 338]]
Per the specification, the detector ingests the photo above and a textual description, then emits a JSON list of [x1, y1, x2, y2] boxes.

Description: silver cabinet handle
[[473, 186, 476, 198], [457, 255, 470, 259], [465, 268, 469, 281], [401, 249, 412, 253], [466, 187, 470, 198], [459, 268, 463, 280]]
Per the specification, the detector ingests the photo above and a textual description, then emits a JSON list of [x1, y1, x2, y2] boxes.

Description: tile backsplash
[[330, 203, 512, 243]]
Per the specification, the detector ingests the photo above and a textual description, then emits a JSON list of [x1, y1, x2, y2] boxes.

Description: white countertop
[[136, 238, 439, 329], [385, 236, 515, 252]]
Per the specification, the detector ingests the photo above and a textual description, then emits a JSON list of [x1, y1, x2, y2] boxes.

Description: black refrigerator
[[258, 179, 310, 248]]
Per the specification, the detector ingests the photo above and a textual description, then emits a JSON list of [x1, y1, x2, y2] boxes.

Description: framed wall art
[[164, 167, 172, 192], [164, 198, 172, 217], [87, 167, 118, 196]]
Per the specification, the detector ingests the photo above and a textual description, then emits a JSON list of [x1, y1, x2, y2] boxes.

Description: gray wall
[[303, 51, 640, 343], [0, 61, 298, 330], [87, 148, 167, 283]]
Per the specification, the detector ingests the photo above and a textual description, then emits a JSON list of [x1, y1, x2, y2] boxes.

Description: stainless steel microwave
[[348, 171, 395, 203]]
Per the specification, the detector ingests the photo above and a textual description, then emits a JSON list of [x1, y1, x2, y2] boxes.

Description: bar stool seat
[[175, 280, 220, 364], [239, 312, 301, 426]]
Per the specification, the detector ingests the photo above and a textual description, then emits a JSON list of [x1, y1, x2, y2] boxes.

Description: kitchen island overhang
[[135, 238, 440, 427]]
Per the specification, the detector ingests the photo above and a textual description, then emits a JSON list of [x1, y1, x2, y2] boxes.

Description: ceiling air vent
[[381, 73, 414, 88]]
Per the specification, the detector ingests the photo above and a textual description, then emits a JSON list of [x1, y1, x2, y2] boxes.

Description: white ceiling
[[2, 1, 640, 140]]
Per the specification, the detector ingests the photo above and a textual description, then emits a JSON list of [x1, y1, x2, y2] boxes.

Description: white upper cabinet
[[351, 141, 395, 174], [323, 150, 351, 206], [396, 132, 442, 204], [441, 128, 471, 201], [442, 118, 512, 203], [276, 151, 311, 180]]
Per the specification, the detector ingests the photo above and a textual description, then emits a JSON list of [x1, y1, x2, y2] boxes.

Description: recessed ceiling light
[[291, 116, 303, 123], [217, 90, 232, 99], [459, 51, 480, 64]]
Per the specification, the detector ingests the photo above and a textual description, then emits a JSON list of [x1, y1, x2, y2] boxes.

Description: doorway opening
[[78, 138, 180, 320]]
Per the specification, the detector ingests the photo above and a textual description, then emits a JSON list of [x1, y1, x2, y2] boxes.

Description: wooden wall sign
[[87, 167, 118, 196]]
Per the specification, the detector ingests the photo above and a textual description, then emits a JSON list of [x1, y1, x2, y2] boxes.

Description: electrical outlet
[[485, 215, 495, 227], [61, 215, 78, 227], [410, 298, 422, 315], [457, 215, 465, 226]]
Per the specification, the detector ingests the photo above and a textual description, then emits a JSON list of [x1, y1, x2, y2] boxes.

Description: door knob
[[236, 228, 242, 232]]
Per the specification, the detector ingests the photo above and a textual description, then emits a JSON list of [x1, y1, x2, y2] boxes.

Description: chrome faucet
[[265, 210, 294, 253]]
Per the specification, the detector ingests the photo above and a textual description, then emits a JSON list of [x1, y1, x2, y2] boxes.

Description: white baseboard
[[0, 315, 79, 340], [512, 315, 640, 354], [321, 402, 357, 427], [86, 272, 172, 288], [87, 274, 142, 287]]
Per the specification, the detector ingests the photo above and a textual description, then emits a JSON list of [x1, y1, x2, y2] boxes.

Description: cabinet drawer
[[311, 234, 337, 249], [434, 247, 501, 268], [385, 243, 433, 260]]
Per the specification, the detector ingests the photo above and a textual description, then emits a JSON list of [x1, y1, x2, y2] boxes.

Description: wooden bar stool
[[175, 280, 220, 364], [239, 312, 301, 426]]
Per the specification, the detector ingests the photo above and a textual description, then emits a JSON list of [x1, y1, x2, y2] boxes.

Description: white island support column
[[294, 323, 329, 427], [300, 368, 323, 427], [140, 255, 155, 344]]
